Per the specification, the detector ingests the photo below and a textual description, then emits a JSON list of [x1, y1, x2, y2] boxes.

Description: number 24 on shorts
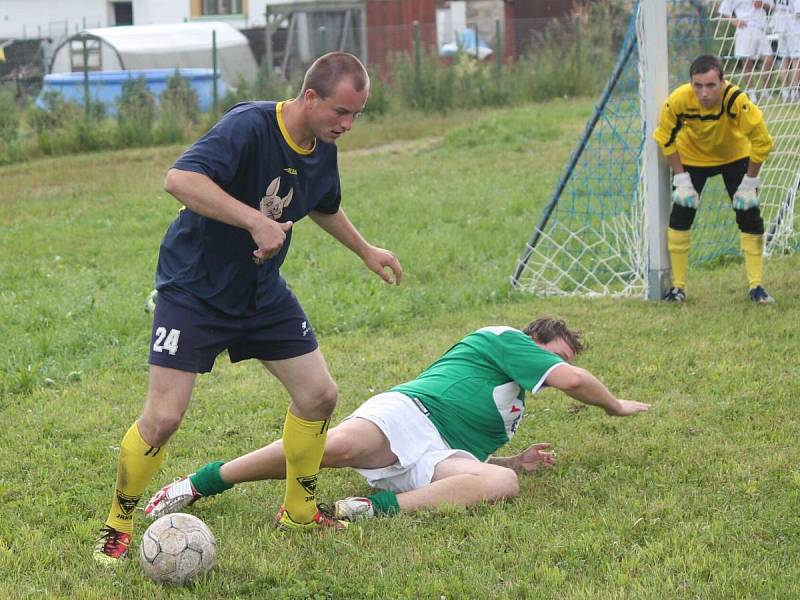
[[153, 327, 181, 355]]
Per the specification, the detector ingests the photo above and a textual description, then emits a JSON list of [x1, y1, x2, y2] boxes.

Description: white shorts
[[735, 27, 773, 58], [775, 30, 800, 58], [346, 391, 479, 493]]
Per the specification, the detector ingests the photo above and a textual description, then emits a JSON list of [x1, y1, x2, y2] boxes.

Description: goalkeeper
[[144, 318, 650, 522], [654, 54, 774, 304]]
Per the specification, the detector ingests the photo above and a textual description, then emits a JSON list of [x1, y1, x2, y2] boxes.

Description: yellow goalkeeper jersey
[[653, 83, 772, 167]]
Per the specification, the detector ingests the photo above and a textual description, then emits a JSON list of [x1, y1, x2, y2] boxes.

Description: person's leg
[[394, 456, 519, 512], [216, 416, 397, 484], [262, 349, 340, 525], [666, 167, 708, 294], [107, 367, 195, 527], [760, 52, 776, 100], [720, 158, 770, 297], [95, 366, 195, 563], [742, 57, 756, 93], [144, 409, 400, 518]]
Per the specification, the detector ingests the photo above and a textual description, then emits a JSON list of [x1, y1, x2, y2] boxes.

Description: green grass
[[1, 99, 799, 598]]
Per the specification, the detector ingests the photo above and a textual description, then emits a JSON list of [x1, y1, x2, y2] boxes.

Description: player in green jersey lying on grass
[[145, 317, 651, 522]]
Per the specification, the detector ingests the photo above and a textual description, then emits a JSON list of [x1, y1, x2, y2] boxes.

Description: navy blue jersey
[[156, 101, 341, 316]]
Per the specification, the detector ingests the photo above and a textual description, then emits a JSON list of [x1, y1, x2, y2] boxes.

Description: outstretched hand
[[514, 442, 556, 474], [605, 399, 651, 417], [363, 245, 403, 285]]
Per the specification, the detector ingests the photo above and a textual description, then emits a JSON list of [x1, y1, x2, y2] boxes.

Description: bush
[[0, 86, 22, 164], [153, 70, 200, 144], [363, 68, 389, 119], [392, 50, 455, 112], [117, 76, 156, 147], [160, 70, 199, 123]]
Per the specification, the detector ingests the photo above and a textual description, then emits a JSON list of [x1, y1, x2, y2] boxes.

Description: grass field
[[1, 99, 799, 599]]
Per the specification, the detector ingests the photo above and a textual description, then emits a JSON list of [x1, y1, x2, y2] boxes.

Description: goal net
[[511, 0, 800, 298]]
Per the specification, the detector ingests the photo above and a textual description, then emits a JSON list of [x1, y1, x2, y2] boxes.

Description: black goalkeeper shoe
[[749, 285, 775, 304], [663, 287, 686, 303]]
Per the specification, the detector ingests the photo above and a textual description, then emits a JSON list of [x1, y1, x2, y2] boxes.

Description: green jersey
[[392, 327, 565, 462]]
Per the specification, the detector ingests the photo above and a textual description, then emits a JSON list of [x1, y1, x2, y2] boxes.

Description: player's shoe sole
[[274, 505, 348, 531], [144, 477, 202, 519], [93, 526, 131, 565]]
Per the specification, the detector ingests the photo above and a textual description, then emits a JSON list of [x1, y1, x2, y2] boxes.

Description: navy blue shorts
[[148, 290, 318, 373]]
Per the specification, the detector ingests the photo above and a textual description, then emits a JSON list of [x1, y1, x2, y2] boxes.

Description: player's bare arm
[[666, 151, 684, 173], [747, 161, 763, 177], [164, 168, 292, 260], [545, 364, 651, 416], [488, 443, 556, 474], [309, 209, 403, 285]]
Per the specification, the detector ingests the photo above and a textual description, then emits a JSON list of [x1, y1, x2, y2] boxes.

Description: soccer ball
[[139, 513, 217, 585]]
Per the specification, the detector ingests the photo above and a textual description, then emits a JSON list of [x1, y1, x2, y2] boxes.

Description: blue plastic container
[[36, 68, 226, 114]]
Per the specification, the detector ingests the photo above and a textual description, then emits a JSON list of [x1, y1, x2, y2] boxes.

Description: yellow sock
[[740, 232, 764, 289], [282, 409, 328, 524], [667, 228, 691, 289], [105, 422, 166, 533]]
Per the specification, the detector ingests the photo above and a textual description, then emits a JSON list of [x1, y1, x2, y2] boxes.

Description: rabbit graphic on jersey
[[260, 176, 294, 220]]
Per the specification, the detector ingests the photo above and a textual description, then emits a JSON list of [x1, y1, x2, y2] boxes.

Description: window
[[112, 2, 133, 26], [202, 0, 243, 15]]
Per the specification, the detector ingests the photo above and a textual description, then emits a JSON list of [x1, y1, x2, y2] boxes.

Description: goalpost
[[511, 0, 800, 299]]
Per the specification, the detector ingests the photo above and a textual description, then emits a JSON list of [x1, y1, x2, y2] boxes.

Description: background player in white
[[719, 0, 774, 100], [770, 0, 800, 100], [145, 317, 651, 521]]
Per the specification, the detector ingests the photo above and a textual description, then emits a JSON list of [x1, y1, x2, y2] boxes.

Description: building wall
[[0, 0, 109, 40], [134, 0, 190, 25], [0, 0, 265, 39], [365, 0, 438, 72]]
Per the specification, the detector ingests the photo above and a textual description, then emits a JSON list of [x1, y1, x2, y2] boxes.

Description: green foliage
[[362, 67, 389, 119], [117, 76, 156, 147], [0, 85, 22, 164], [393, 49, 455, 112], [154, 70, 201, 145], [28, 91, 111, 156]]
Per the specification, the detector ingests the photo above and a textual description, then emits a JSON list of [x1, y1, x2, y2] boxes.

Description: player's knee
[[487, 467, 519, 501], [321, 429, 355, 466], [314, 382, 339, 416], [735, 207, 764, 234], [669, 204, 696, 231], [139, 410, 184, 446]]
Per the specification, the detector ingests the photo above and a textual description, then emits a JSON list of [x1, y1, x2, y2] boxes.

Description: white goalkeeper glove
[[672, 172, 699, 208], [733, 175, 760, 210]]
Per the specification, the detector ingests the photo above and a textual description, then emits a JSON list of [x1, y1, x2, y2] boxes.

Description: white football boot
[[333, 497, 375, 521], [144, 477, 201, 519]]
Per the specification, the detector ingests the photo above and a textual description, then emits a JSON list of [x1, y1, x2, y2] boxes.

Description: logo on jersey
[[492, 381, 525, 439], [283, 167, 298, 175], [260, 176, 294, 220]]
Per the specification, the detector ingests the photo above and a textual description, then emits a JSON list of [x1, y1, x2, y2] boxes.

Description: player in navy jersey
[[94, 52, 403, 563]]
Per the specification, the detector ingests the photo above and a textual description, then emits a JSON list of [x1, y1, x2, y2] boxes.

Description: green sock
[[369, 490, 400, 516], [189, 461, 233, 497]]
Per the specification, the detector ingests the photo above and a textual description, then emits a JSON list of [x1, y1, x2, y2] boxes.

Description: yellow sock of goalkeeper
[[282, 409, 328, 524], [105, 422, 166, 533], [667, 228, 691, 289], [741, 233, 764, 289]]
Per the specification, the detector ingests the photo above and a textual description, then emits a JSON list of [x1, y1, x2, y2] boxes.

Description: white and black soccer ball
[[139, 513, 217, 585]]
